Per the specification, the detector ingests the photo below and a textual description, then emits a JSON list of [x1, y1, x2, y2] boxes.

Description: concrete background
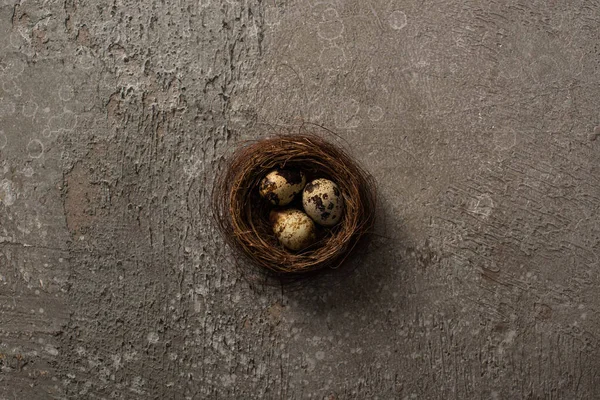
[[1, 0, 599, 398]]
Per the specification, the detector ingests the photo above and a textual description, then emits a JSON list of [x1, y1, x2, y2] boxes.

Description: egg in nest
[[269, 209, 317, 251], [259, 169, 306, 206], [302, 178, 344, 227]]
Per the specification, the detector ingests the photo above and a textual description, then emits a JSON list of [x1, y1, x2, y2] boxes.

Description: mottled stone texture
[[1, 0, 599, 399]]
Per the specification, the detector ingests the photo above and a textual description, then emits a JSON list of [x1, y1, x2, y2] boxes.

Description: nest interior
[[212, 134, 376, 275]]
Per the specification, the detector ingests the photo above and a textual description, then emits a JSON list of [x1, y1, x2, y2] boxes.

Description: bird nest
[[212, 134, 376, 277]]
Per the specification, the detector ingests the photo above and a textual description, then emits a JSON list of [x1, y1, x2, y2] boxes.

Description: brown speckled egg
[[259, 169, 306, 206], [269, 209, 317, 251], [302, 178, 344, 227]]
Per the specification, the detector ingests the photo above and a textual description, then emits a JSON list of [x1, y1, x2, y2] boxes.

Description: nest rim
[[212, 133, 376, 277]]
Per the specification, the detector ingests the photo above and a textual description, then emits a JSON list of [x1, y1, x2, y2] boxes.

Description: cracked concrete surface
[[1, 0, 600, 398]]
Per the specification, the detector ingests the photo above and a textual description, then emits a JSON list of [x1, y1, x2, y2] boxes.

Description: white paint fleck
[[59, 85, 74, 101], [123, 350, 138, 362], [367, 106, 384, 121], [322, 7, 339, 20], [17, 224, 31, 235], [389, 10, 407, 30], [22, 166, 34, 177], [45, 344, 59, 356], [76, 51, 96, 70], [315, 351, 325, 360], [22, 100, 38, 118], [183, 155, 204, 178], [46, 110, 78, 136], [27, 139, 44, 159], [505, 330, 517, 344], [130, 375, 146, 394], [2, 79, 21, 97], [0, 178, 17, 206], [317, 8, 344, 40], [147, 331, 159, 344], [467, 193, 494, 218], [221, 373, 237, 387], [111, 354, 122, 369]]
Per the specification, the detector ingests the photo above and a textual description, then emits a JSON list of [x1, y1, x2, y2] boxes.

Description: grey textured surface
[[1, 0, 600, 399]]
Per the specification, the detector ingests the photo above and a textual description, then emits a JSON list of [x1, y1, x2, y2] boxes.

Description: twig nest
[[302, 178, 344, 227], [212, 134, 376, 276], [259, 169, 306, 206], [270, 209, 317, 251]]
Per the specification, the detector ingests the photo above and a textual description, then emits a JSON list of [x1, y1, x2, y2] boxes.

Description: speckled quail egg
[[259, 169, 306, 206], [302, 178, 344, 227], [269, 209, 317, 251]]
